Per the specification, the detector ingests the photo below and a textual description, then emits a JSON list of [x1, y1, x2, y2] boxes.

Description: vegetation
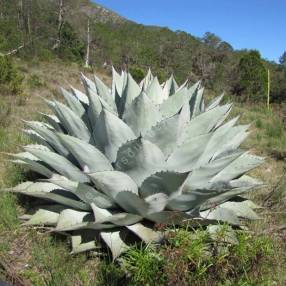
[[0, 62, 285, 285], [0, 0, 285, 103], [279, 51, 286, 66], [0, 56, 23, 94], [57, 22, 85, 62], [0, 1, 286, 285], [234, 50, 268, 102]]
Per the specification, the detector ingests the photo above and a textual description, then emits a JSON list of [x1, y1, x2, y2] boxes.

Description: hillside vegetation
[[1, 0, 286, 103]]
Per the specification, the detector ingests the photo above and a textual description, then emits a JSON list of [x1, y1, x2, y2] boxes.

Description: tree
[[0, 56, 23, 94], [57, 22, 84, 61], [84, 17, 90, 68], [217, 41, 233, 52], [53, 0, 64, 49], [235, 50, 267, 102], [279, 51, 286, 66], [269, 64, 286, 103], [202, 32, 222, 49]]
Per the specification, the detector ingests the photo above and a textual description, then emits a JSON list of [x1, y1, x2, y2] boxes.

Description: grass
[[122, 245, 165, 285], [163, 228, 275, 286], [92, 227, 276, 286], [0, 62, 286, 285], [232, 104, 286, 156], [20, 232, 99, 286]]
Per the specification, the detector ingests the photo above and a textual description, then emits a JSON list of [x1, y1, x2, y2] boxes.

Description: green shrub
[[255, 118, 263, 129], [38, 48, 54, 61], [0, 56, 23, 94], [129, 67, 145, 82], [57, 22, 85, 62], [28, 74, 45, 89]]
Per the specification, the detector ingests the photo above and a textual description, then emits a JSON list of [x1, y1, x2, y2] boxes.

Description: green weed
[[27, 74, 45, 89], [255, 118, 263, 129], [122, 244, 165, 286]]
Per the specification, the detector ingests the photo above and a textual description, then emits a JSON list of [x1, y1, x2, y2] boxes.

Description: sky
[[93, 0, 285, 63]]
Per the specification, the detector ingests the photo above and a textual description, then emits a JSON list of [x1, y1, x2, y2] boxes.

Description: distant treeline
[[0, 0, 285, 102]]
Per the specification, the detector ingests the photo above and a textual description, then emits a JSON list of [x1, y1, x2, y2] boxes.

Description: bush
[[234, 50, 268, 102], [27, 74, 45, 89], [0, 56, 23, 94], [129, 67, 145, 82], [38, 48, 54, 61], [57, 22, 85, 62]]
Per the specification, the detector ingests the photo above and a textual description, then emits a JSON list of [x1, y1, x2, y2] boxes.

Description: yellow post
[[267, 69, 270, 110]]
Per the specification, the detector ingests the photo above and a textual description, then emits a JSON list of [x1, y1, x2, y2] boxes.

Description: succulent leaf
[[118, 73, 141, 117], [89, 171, 138, 198], [122, 92, 162, 136], [115, 137, 165, 185], [145, 76, 164, 104], [53, 101, 91, 143], [144, 115, 179, 157], [23, 205, 67, 226], [58, 134, 113, 173], [6, 182, 91, 210], [140, 171, 188, 198], [206, 93, 224, 111], [127, 223, 164, 243], [60, 87, 86, 118], [94, 109, 136, 162], [100, 230, 130, 260], [24, 146, 90, 183], [25, 121, 68, 156], [71, 230, 98, 254]]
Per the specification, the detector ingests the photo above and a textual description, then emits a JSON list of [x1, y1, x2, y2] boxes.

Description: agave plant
[[2, 68, 263, 259]]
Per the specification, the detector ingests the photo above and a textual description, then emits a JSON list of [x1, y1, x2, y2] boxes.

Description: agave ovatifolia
[[3, 68, 263, 259]]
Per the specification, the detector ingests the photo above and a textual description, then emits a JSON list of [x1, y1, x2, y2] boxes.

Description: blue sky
[[93, 0, 285, 62]]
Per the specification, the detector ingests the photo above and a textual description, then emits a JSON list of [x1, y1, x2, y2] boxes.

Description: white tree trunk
[[85, 18, 90, 68], [0, 44, 25, 57], [53, 0, 64, 49]]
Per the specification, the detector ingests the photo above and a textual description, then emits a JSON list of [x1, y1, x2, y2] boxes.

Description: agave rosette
[[2, 68, 263, 259]]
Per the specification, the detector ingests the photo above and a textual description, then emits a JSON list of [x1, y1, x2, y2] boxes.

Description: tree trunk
[[0, 44, 25, 57], [26, 0, 31, 37], [85, 18, 90, 68], [0, 0, 3, 19], [53, 0, 64, 50]]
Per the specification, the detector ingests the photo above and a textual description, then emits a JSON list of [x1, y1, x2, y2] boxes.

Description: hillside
[[1, 0, 286, 103]]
